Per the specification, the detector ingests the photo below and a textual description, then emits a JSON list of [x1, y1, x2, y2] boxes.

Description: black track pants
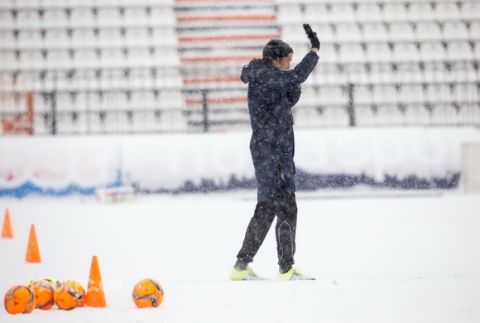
[[236, 193, 297, 271]]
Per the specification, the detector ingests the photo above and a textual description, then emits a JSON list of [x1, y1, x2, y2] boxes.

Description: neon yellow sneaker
[[230, 267, 263, 281], [277, 268, 315, 281]]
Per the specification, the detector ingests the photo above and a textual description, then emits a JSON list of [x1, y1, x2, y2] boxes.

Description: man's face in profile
[[273, 53, 293, 71]]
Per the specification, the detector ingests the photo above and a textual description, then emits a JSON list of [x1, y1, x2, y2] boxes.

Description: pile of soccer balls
[[3, 278, 164, 315], [4, 279, 85, 314]]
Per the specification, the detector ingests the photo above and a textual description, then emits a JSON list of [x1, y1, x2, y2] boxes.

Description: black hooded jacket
[[241, 51, 319, 201]]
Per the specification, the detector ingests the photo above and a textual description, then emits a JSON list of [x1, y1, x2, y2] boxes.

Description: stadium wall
[[1, 128, 479, 198]]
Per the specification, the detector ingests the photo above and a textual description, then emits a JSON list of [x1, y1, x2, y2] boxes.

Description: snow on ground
[[1, 190, 480, 323]]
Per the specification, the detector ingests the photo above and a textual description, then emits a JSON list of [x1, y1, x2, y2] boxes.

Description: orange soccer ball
[[132, 279, 164, 308], [28, 279, 57, 310], [54, 280, 86, 310], [3, 285, 35, 315]]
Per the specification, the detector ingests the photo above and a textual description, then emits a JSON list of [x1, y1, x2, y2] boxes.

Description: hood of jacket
[[240, 59, 269, 84]]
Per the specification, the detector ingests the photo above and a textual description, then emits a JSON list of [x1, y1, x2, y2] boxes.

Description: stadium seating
[[0, 0, 478, 134], [278, 0, 479, 128], [0, 1, 188, 134]]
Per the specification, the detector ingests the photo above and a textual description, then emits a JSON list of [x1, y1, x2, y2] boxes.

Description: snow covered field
[[1, 190, 480, 323]]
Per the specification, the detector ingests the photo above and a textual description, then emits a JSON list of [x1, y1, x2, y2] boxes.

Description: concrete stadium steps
[[174, 0, 278, 130]]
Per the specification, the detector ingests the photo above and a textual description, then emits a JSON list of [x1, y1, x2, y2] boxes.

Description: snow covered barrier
[[0, 136, 122, 198], [1, 128, 479, 197], [293, 128, 480, 191]]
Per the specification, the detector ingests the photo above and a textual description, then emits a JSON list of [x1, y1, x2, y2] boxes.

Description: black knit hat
[[262, 39, 293, 62]]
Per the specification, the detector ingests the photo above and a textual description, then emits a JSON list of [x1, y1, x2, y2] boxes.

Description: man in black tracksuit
[[231, 26, 320, 280]]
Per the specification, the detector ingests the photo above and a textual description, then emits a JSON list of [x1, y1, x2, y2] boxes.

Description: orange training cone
[[85, 255, 107, 307], [25, 224, 41, 263], [1, 208, 13, 239]]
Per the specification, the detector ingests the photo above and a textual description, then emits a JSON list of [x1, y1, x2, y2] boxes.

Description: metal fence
[[1, 65, 479, 135]]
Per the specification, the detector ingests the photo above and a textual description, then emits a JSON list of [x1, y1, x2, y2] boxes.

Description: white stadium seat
[[100, 49, 125, 69], [127, 48, 152, 68], [392, 43, 418, 63], [398, 84, 424, 105], [70, 8, 95, 27], [46, 50, 71, 69], [419, 42, 446, 62], [383, 3, 408, 21], [335, 24, 361, 42], [98, 29, 123, 47], [138, 91, 156, 110], [71, 29, 96, 48], [409, 3, 434, 20], [152, 47, 179, 66], [72, 49, 98, 69], [70, 70, 96, 90], [356, 3, 381, 22], [124, 7, 149, 26], [43, 9, 68, 28], [469, 21, 480, 39], [453, 83, 479, 104], [0, 10, 15, 28], [430, 104, 457, 125], [18, 50, 43, 70], [446, 42, 474, 61], [389, 22, 415, 42], [373, 85, 398, 105], [150, 7, 175, 25], [56, 93, 73, 112], [0, 30, 15, 48], [158, 90, 184, 109], [339, 43, 365, 63], [17, 30, 43, 48], [460, 2, 480, 20], [151, 27, 177, 46], [25, 72, 43, 92], [365, 43, 392, 63], [434, 2, 460, 20], [319, 86, 345, 106], [361, 23, 388, 41], [457, 104, 480, 125], [354, 85, 373, 106], [44, 30, 70, 48], [448, 61, 477, 83], [125, 28, 150, 46], [97, 8, 122, 27], [368, 63, 392, 84], [443, 22, 469, 40], [415, 22, 442, 41], [131, 111, 157, 132], [330, 3, 355, 21], [129, 70, 153, 90], [423, 84, 440, 104], [304, 3, 329, 22], [155, 67, 182, 88], [405, 105, 430, 126], [100, 93, 119, 111], [70, 93, 88, 112], [16, 10, 42, 28], [421, 62, 444, 83]]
